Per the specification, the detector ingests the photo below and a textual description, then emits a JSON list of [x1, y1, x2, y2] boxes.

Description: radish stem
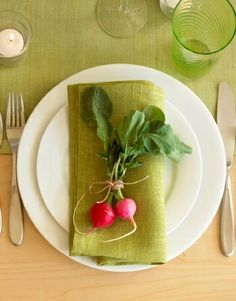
[[102, 217, 137, 243]]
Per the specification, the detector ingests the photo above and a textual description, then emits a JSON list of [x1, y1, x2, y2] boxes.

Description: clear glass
[[96, 0, 148, 38], [0, 10, 32, 66], [172, 0, 236, 78]]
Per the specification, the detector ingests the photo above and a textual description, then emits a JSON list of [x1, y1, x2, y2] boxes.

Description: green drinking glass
[[172, 0, 236, 78]]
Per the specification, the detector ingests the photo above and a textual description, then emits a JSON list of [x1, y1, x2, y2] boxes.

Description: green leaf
[[81, 86, 113, 147], [145, 125, 192, 161], [143, 135, 160, 154], [92, 87, 113, 147], [117, 110, 145, 150], [81, 87, 97, 127], [95, 118, 112, 146], [92, 87, 113, 121], [124, 161, 143, 169], [125, 145, 140, 157], [107, 139, 121, 171], [140, 120, 164, 138], [143, 105, 165, 122]]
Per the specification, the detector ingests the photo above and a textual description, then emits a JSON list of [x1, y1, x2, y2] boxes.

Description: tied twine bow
[[88, 175, 150, 204]]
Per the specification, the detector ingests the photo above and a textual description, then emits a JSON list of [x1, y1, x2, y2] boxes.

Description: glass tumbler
[[172, 0, 236, 78], [97, 0, 148, 38]]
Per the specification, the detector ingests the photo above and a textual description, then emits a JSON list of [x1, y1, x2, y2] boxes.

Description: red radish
[[103, 198, 137, 243], [89, 202, 115, 231], [73, 195, 116, 235]]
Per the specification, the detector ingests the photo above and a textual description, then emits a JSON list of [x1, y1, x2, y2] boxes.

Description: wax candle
[[0, 28, 24, 58]]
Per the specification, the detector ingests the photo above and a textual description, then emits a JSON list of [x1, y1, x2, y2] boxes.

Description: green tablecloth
[[0, 0, 235, 153]]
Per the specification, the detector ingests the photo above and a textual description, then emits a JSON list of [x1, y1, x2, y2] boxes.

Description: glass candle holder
[[172, 0, 236, 78], [0, 10, 32, 66]]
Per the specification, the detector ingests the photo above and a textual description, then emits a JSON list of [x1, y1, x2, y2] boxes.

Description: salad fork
[[6, 93, 25, 245]]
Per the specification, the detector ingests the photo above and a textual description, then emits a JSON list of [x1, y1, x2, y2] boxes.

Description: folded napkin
[[68, 80, 166, 265]]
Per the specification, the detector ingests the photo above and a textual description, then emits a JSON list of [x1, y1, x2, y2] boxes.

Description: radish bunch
[[77, 86, 192, 242], [88, 198, 137, 242]]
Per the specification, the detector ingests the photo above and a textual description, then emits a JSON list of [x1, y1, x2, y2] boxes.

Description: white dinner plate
[[36, 102, 202, 235], [17, 64, 226, 272]]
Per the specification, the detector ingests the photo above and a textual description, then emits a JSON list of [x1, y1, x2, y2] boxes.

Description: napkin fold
[[68, 80, 166, 265]]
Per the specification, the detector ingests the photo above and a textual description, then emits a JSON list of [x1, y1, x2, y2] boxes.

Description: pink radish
[[89, 202, 115, 231], [103, 198, 137, 242], [115, 198, 137, 220]]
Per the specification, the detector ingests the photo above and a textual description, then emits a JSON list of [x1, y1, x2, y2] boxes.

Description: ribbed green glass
[[172, 0, 236, 78]]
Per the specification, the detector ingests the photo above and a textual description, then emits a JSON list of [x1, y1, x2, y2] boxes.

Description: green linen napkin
[[68, 80, 166, 265]]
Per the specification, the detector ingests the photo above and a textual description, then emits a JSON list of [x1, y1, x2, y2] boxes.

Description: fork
[[6, 93, 25, 245]]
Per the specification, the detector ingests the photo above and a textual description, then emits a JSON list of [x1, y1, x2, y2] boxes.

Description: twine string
[[89, 175, 150, 204]]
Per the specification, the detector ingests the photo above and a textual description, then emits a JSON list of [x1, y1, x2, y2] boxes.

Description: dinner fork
[[6, 93, 25, 245]]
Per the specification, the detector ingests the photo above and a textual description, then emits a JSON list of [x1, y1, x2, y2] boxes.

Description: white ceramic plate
[[17, 64, 226, 272], [36, 102, 202, 235]]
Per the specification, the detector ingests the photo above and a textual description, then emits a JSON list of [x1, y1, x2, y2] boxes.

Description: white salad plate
[[17, 64, 226, 272], [36, 102, 202, 235]]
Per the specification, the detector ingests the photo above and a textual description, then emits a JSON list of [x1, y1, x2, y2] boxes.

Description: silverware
[[6, 93, 25, 245], [217, 81, 236, 256], [0, 113, 3, 235]]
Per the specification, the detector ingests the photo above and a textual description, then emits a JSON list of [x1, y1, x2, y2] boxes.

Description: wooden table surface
[[0, 154, 236, 301]]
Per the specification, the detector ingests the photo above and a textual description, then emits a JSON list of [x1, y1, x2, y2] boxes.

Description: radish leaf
[[81, 86, 113, 148], [117, 110, 145, 150], [143, 105, 165, 122]]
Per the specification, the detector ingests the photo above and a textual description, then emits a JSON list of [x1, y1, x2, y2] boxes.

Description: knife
[[217, 81, 236, 256], [0, 113, 3, 236]]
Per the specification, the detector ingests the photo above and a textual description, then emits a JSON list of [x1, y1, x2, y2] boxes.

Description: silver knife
[[217, 81, 236, 256], [0, 113, 3, 236]]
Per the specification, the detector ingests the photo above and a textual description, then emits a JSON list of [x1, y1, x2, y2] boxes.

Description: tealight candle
[[160, 0, 180, 18], [0, 28, 24, 58]]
